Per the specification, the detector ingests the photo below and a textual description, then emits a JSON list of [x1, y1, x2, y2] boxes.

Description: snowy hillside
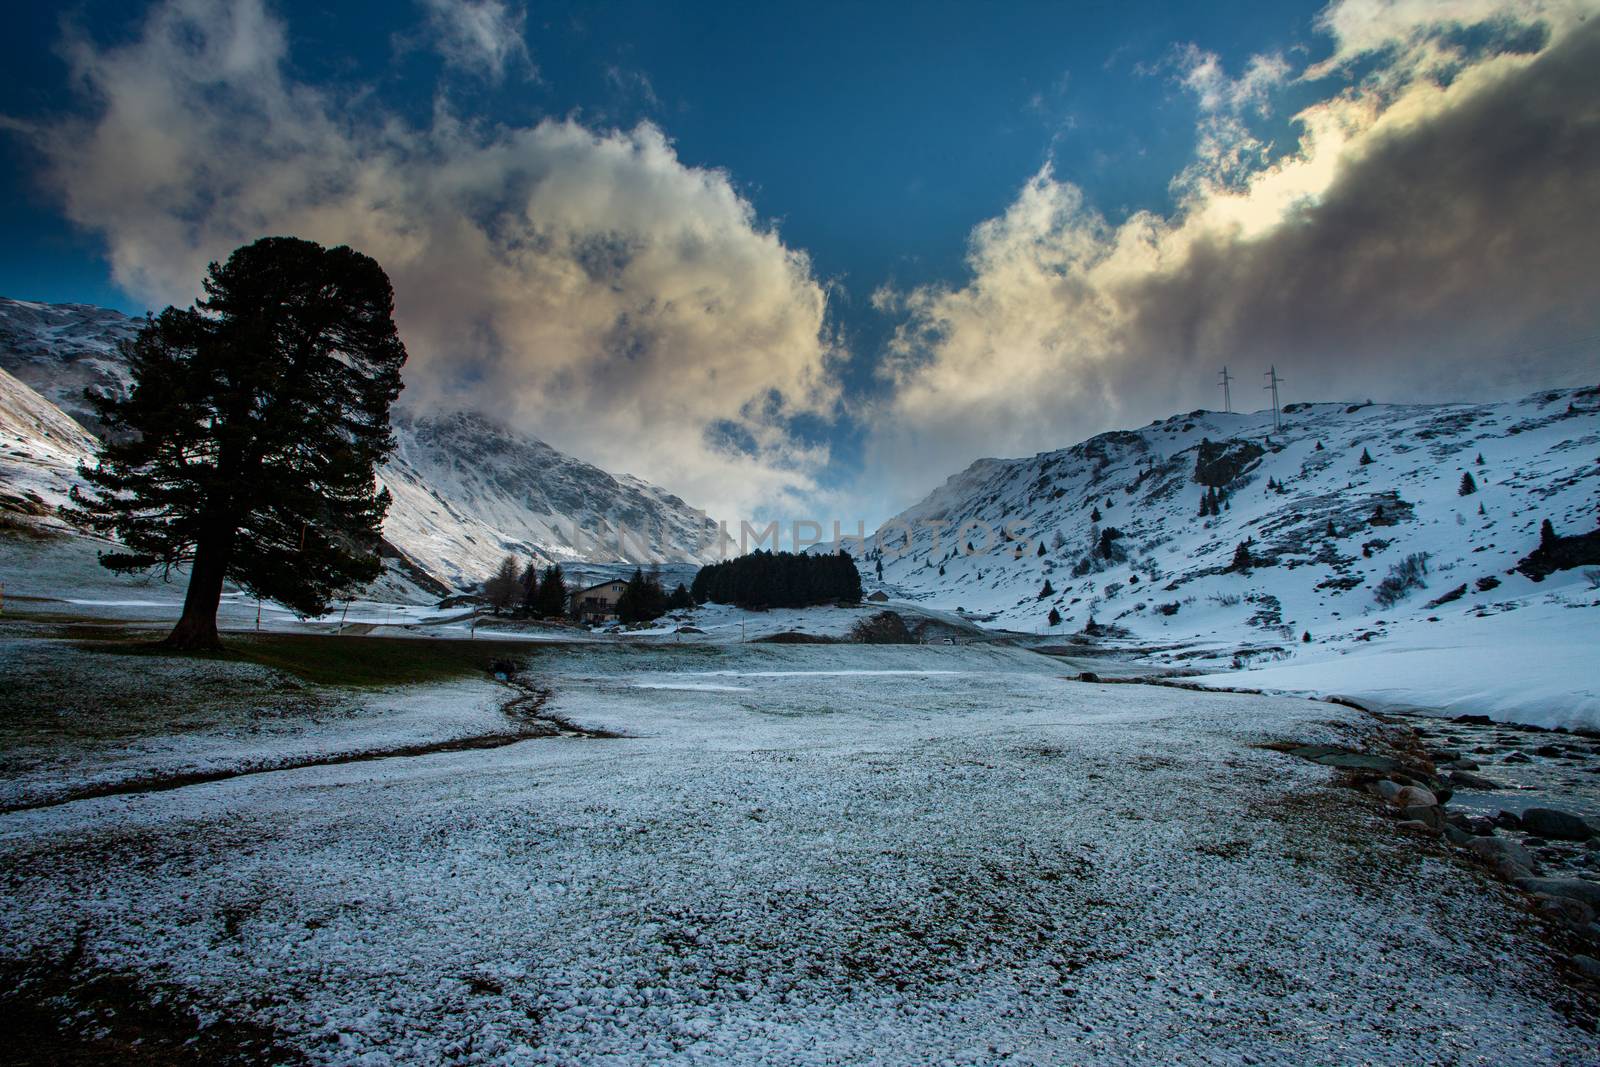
[[0, 297, 139, 436], [0, 365, 97, 523], [850, 388, 1600, 726], [0, 296, 720, 590], [382, 410, 721, 589]]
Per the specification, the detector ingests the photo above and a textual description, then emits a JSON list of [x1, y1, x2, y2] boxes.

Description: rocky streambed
[[1292, 712, 1600, 982]]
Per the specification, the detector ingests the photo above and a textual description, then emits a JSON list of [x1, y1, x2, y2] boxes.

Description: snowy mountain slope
[[0, 297, 140, 436], [847, 388, 1600, 721], [0, 296, 720, 590], [382, 410, 722, 589], [0, 365, 97, 523]]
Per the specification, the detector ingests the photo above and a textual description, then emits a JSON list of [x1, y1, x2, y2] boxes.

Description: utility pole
[[1264, 365, 1284, 433], [1218, 366, 1234, 413]]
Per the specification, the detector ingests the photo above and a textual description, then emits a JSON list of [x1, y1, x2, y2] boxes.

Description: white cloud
[[22, 0, 838, 522], [867, 0, 1600, 504], [419, 0, 533, 81]]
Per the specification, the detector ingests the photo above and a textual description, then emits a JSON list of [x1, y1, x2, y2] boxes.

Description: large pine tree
[[71, 237, 407, 649]]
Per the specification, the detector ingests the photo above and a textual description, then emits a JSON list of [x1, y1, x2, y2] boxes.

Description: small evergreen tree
[[69, 237, 407, 649], [667, 582, 693, 610], [535, 564, 567, 618], [616, 567, 668, 624], [1359, 448, 1374, 465], [1036, 542, 1046, 557], [1458, 472, 1477, 496], [1314, 440, 1324, 451], [875, 558, 884, 580], [518, 560, 540, 615], [1038, 579, 1054, 599], [1047, 606, 1062, 627], [484, 555, 521, 614], [1477, 502, 1486, 517], [1229, 540, 1253, 572], [1090, 506, 1102, 522], [1325, 519, 1337, 537], [1475, 453, 1485, 465], [1540, 518, 1558, 547]]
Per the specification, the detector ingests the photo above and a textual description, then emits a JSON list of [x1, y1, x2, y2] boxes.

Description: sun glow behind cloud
[[7, 0, 1599, 526], [16, 0, 839, 523], [865, 0, 1600, 500]]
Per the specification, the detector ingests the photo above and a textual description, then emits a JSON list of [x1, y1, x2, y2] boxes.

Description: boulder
[[1466, 837, 1538, 874], [1369, 780, 1403, 802], [1494, 810, 1524, 831], [1520, 808, 1594, 842], [1515, 878, 1600, 911], [1392, 785, 1438, 808], [1446, 770, 1506, 791], [1531, 893, 1595, 927], [1400, 805, 1444, 830]]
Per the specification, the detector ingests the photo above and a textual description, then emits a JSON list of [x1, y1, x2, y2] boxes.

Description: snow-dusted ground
[[1189, 587, 1600, 731], [0, 634, 513, 811], [2, 641, 1594, 1064]]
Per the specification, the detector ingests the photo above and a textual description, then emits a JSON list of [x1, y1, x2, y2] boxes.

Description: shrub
[[848, 610, 915, 644], [1373, 552, 1430, 607]]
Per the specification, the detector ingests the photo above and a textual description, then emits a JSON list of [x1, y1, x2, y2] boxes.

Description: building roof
[[572, 578, 627, 596]]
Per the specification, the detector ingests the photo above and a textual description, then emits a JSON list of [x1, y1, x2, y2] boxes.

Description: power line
[[1264, 365, 1284, 433], [1218, 366, 1234, 413]]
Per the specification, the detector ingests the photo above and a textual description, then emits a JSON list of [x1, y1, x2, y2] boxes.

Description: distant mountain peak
[[0, 295, 721, 590]]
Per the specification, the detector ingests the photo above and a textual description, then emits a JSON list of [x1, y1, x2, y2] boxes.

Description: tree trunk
[[164, 533, 232, 650]]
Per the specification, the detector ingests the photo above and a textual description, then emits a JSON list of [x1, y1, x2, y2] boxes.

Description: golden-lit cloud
[[17, 0, 839, 521], [867, 0, 1600, 498]]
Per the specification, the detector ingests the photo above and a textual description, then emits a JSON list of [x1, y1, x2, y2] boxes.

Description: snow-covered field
[[2, 639, 1595, 1064], [1188, 591, 1600, 731]]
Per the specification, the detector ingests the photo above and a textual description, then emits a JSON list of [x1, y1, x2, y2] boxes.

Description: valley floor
[[2, 625, 1597, 1065]]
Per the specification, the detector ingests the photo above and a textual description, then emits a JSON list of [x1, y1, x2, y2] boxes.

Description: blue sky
[[1, 1, 1322, 310], [3, 1, 1597, 523]]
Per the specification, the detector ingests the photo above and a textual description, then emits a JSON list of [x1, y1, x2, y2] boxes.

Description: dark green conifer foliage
[[690, 550, 862, 609], [616, 568, 668, 623], [536, 564, 568, 618], [518, 561, 540, 615], [71, 237, 407, 649]]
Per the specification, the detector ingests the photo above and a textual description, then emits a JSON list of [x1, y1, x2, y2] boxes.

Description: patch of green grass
[[107, 632, 549, 688]]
